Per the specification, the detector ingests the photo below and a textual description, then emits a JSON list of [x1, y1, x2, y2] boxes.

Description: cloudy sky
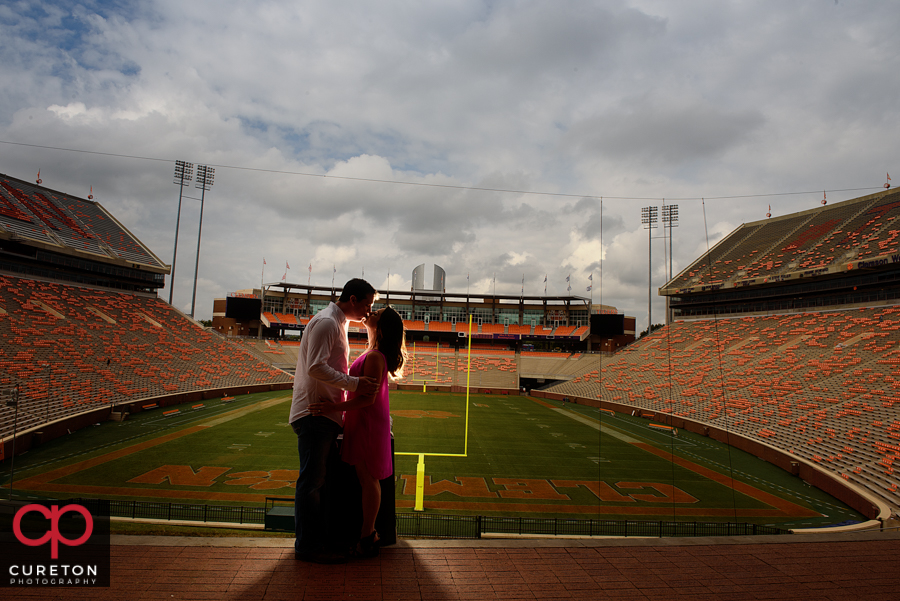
[[1, 1, 898, 327]]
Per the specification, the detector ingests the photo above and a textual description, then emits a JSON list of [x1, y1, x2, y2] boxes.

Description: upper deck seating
[[799, 196, 900, 269], [667, 188, 900, 290], [0, 176, 164, 267]]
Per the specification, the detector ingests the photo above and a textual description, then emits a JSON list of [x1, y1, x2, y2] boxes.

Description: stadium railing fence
[[70, 498, 791, 538]]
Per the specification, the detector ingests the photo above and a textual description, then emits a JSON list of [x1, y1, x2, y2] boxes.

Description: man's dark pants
[[293, 415, 342, 553]]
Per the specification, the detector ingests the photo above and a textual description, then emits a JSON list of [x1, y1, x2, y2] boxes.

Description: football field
[[5, 390, 864, 529]]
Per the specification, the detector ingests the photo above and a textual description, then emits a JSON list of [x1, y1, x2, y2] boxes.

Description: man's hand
[[356, 376, 379, 396], [308, 400, 328, 416]]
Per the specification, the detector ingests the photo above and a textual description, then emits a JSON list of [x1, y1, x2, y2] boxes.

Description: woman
[[314, 306, 405, 557]]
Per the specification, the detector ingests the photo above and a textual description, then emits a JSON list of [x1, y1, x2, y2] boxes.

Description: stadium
[[2, 169, 900, 596]]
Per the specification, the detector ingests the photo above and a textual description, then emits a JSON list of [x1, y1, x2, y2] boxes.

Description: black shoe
[[354, 532, 379, 559]]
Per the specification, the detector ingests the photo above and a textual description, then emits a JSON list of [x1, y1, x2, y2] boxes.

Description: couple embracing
[[288, 278, 406, 563]]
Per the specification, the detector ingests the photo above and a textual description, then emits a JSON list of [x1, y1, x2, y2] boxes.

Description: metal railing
[[75, 498, 266, 525], [399, 514, 789, 539], [70, 498, 791, 538]]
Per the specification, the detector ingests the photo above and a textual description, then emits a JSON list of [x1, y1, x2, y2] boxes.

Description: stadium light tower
[[641, 206, 658, 335], [190, 165, 214, 319], [662, 204, 679, 325], [169, 161, 193, 305], [662, 204, 679, 280]]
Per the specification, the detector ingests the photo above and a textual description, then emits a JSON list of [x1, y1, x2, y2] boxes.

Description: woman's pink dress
[[341, 350, 392, 480]]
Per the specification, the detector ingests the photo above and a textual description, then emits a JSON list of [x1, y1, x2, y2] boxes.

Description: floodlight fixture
[[195, 165, 215, 190], [190, 166, 215, 319], [169, 161, 194, 305], [662, 203, 679, 325], [661, 204, 679, 224], [641, 205, 658, 228], [642, 205, 659, 332], [662, 203, 679, 278]]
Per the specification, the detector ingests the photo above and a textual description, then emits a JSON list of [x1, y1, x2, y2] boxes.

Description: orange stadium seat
[[507, 324, 532, 335], [545, 306, 900, 509], [0, 274, 292, 440], [405, 320, 426, 331]]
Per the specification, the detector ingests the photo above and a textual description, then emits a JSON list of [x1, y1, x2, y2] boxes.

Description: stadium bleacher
[[546, 306, 900, 511], [534, 187, 900, 516], [0, 275, 292, 439]]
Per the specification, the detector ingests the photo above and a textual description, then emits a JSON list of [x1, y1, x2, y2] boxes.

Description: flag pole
[[261, 258, 266, 298]]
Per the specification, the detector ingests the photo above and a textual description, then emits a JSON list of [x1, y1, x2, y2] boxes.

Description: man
[[289, 278, 378, 562]]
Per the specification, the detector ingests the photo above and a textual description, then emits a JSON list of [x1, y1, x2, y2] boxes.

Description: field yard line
[[539, 404, 641, 444], [199, 395, 291, 427]]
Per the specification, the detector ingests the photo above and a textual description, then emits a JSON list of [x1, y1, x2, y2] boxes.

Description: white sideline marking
[[201, 395, 290, 428], [547, 407, 641, 443]]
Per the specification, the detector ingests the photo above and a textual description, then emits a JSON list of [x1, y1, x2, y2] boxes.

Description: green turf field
[[2, 390, 865, 529]]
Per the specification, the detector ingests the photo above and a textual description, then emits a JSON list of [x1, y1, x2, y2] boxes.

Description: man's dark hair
[[339, 278, 376, 302]]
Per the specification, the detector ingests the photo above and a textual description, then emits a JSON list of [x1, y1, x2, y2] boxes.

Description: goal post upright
[[464, 313, 472, 456], [399, 314, 473, 511]]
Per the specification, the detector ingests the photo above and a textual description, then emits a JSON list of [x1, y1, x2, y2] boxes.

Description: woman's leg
[[355, 460, 381, 539]]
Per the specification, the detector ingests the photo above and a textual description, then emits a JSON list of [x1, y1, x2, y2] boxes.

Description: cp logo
[[12, 504, 94, 559]]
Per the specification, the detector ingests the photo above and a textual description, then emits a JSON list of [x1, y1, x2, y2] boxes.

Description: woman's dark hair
[[376, 306, 406, 378]]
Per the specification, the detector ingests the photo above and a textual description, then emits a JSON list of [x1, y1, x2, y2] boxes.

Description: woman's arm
[[309, 352, 385, 415]]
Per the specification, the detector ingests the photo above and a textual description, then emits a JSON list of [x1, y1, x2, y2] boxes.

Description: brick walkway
[[4, 532, 899, 600]]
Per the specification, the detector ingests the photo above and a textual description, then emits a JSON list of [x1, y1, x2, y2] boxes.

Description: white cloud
[[507, 252, 530, 266], [1, 0, 898, 328]]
